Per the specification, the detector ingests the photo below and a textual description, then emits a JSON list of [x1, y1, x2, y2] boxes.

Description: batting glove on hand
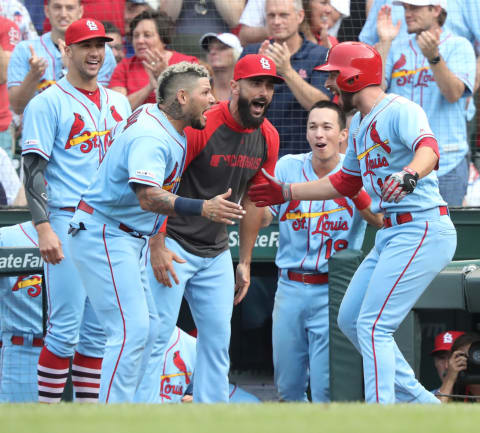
[[247, 168, 292, 207], [381, 167, 419, 203]]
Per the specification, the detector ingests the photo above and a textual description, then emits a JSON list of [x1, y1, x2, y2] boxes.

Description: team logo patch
[[136, 170, 155, 178], [86, 20, 99, 31], [260, 57, 271, 70], [443, 332, 453, 344], [24, 139, 39, 146]]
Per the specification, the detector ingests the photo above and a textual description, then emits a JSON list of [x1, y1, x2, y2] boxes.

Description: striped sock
[[37, 347, 70, 403], [72, 352, 102, 403]]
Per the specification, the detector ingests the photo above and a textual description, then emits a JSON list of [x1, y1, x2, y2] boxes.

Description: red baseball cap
[[234, 54, 284, 84], [431, 331, 465, 355], [65, 18, 113, 46]]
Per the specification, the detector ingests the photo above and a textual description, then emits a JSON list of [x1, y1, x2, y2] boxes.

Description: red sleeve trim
[[159, 218, 168, 233], [352, 189, 371, 210], [414, 136, 440, 170], [329, 170, 363, 198]]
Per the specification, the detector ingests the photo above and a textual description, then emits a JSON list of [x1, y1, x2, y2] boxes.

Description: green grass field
[[1, 403, 480, 433]]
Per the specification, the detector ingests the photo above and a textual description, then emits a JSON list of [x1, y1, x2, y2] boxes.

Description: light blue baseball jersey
[[73, 104, 186, 236], [445, 0, 480, 52], [270, 153, 367, 272], [21, 77, 131, 209], [342, 93, 446, 214], [0, 222, 42, 336], [385, 31, 476, 176], [7, 32, 116, 93]]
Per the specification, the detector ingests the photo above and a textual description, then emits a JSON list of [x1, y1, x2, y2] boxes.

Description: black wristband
[[174, 197, 204, 216], [429, 55, 441, 65]]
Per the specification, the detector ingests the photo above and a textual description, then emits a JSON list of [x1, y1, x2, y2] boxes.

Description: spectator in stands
[[238, 0, 268, 45], [377, 0, 476, 206], [433, 332, 480, 402], [43, 0, 127, 39], [161, 0, 245, 58], [359, 0, 405, 46], [200, 32, 242, 101], [110, 10, 199, 110], [0, 17, 20, 158], [7, 0, 116, 115], [0, 0, 38, 41], [241, 0, 330, 156], [103, 21, 125, 63], [302, 0, 350, 48]]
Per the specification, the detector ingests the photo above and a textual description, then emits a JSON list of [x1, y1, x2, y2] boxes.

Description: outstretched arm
[[135, 185, 246, 224]]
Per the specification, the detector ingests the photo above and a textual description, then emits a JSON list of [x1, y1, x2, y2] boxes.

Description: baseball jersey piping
[[371, 222, 429, 403], [102, 224, 127, 403], [19, 223, 38, 247], [40, 34, 56, 82]]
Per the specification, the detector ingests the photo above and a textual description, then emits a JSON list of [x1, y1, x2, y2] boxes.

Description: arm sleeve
[[443, 37, 476, 95], [329, 170, 363, 198], [23, 153, 49, 224]]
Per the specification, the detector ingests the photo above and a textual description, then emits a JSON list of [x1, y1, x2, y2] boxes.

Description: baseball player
[[376, 0, 476, 206], [21, 18, 131, 404], [7, 0, 116, 114], [67, 62, 245, 404], [136, 54, 281, 404], [264, 100, 383, 402], [157, 327, 260, 404], [0, 221, 42, 403], [248, 42, 457, 404]]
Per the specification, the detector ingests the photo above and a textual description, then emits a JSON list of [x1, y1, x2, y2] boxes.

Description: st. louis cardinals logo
[[280, 198, 352, 235], [391, 53, 435, 88], [64, 113, 110, 153], [358, 121, 391, 176], [162, 162, 180, 192], [160, 350, 192, 400], [37, 79, 56, 93], [12, 274, 42, 297]]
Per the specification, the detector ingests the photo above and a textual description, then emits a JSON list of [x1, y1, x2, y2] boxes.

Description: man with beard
[[135, 54, 281, 404], [66, 61, 246, 403], [249, 42, 457, 404]]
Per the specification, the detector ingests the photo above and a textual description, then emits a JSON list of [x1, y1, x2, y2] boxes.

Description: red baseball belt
[[384, 206, 448, 228], [11, 336, 44, 347], [287, 270, 328, 285]]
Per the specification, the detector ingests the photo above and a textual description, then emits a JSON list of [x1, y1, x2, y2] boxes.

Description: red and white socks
[[37, 348, 103, 403], [37, 347, 69, 403], [72, 352, 102, 403]]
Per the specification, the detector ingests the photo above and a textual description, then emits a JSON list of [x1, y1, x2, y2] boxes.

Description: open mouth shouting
[[250, 98, 268, 116]]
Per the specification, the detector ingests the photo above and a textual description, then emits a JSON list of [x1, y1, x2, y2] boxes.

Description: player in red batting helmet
[[314, 41, 382, 94]]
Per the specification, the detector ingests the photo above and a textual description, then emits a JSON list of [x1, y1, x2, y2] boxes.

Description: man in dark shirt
[[137, 54, 281, 404], [241, 0, 331, 156]]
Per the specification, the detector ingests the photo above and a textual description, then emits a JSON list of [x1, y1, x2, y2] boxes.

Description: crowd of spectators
[[1, 0, 479, 206]]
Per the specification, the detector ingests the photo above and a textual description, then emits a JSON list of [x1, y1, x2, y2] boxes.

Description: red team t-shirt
[[109, 52, 199, 104], [0, 17, 21, 131]]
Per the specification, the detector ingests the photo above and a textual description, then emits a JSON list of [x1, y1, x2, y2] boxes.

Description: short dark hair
[[308, 100, 346, 130], [129, 10, 173, 46], [102, 21, 121, 36]]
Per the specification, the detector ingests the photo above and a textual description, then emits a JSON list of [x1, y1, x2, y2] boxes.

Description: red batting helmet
[[314, 42, 382, 93]]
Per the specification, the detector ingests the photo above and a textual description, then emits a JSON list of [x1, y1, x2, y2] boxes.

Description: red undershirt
[[75, 87, 101, 110]]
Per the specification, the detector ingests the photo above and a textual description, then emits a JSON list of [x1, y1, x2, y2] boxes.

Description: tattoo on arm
[[135, 184, 178, 215], [23, 153, 49, 225]]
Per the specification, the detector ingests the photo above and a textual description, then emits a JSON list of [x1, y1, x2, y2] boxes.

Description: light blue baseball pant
[[68, 214, 155, 403], [45, 210, 105, 358], [337, 212, 456, 404], [137, 236, 234, 403], [272, 276, 329, 402], [0, 332, 41, 402]]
